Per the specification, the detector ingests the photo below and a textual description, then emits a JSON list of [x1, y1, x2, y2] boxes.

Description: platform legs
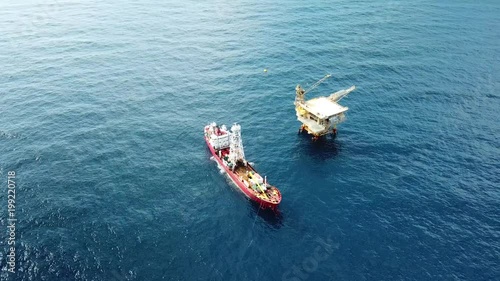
[[298, 125, 338, 141]]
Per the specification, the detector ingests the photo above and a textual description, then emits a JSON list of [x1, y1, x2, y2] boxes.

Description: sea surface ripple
[[0, 0, 499, 280]]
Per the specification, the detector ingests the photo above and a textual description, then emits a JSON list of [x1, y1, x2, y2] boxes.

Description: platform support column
[[298, 124, 306, 134]]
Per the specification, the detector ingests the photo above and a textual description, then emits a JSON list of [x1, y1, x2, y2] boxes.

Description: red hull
[[204, 136, 281, 210]]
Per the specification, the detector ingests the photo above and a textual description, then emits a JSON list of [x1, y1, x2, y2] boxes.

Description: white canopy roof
[[303, 97, 348, 119]]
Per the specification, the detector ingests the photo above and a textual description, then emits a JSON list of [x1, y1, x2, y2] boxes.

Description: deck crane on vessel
[[295, 74, 356, 141]]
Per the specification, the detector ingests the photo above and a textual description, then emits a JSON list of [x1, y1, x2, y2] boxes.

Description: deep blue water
[[1, 0, 499, 280]]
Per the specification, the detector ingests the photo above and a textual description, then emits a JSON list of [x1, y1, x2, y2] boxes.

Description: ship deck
[[233, 164, 280, 204]]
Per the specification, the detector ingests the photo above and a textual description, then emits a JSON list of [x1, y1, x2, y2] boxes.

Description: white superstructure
[[208, 123, 230, 150], [205, 122, 247, 169], [228, 124, 246, 167]]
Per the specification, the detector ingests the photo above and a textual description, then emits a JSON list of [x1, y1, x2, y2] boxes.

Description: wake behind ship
[[204, 122, 281, 209]]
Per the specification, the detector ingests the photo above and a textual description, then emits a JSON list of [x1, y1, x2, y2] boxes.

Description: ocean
[[0, 0, 499, 280]]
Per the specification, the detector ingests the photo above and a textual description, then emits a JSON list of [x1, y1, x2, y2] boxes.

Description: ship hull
[[204, 136, 279, 210]]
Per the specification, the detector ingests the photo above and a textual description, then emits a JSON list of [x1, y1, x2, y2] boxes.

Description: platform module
[[295, 74, 356, 140]]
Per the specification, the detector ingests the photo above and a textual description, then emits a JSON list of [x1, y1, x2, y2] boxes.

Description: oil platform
[[295, 74, 356, 140]]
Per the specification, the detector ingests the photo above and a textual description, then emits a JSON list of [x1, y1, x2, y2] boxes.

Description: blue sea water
[[0, 0, 499, 280]]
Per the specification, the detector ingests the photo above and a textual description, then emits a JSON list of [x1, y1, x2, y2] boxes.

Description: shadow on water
[[295, 133, 342, 161], [249, 201, 284, 229]]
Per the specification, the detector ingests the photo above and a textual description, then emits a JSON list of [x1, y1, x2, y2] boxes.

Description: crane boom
[[328, 85, 356, 102], [304, 74, 331, 94], [295, 74, 332, 105]]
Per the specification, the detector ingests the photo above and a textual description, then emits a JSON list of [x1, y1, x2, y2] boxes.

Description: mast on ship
[[228, 123, 245, 169]]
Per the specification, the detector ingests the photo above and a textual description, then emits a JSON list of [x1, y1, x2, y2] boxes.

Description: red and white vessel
[[204, 122, 281, 209]]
